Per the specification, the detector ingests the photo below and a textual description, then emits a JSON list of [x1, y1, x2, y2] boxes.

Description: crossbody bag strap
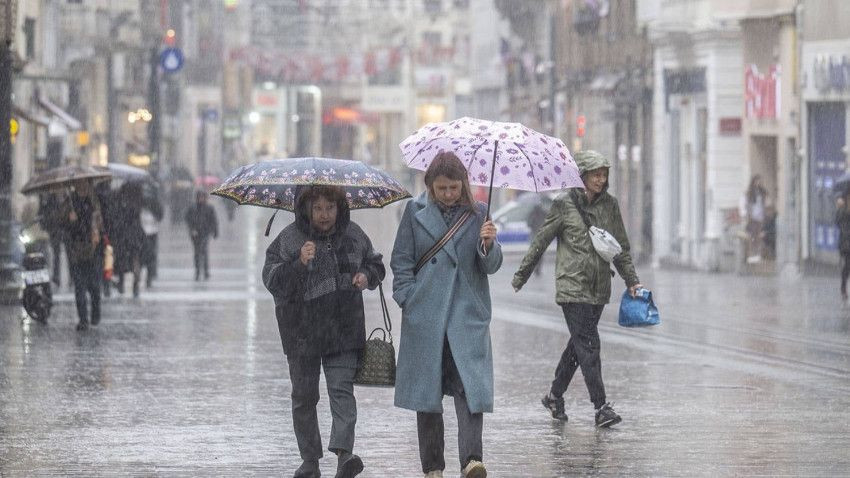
[[413, 209, 474, 275], [377, 282, 392, 343], [569, 190, 592, 228]]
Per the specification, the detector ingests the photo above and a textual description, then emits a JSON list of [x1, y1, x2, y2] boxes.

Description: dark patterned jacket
[[262, 189, 386, 357]]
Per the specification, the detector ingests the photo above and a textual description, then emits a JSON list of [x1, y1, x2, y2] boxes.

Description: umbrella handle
[[485, 140, 498, 218], [264, 210, 278, 236]]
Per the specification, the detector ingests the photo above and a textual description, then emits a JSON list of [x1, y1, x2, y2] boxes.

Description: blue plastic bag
[[618, 288, 660, 327]]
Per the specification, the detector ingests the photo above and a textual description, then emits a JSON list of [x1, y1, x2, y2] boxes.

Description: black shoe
[[595, 403, 622, 428], [335, 453, 363, 478], [91, 314, 100, 326], [75, 320, 89, 331], [293, 459, 320, 478], [541, 394, 568, 421]]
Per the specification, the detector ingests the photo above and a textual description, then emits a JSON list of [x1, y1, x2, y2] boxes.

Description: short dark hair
[[301, 185, 346, 207], [424, 152, 476, 209]]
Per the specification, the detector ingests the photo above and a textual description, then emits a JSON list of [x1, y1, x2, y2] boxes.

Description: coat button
[[431, 257, 437, 264]]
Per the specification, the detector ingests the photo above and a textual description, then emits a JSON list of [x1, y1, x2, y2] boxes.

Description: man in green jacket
[[512, 150, 644, 428]]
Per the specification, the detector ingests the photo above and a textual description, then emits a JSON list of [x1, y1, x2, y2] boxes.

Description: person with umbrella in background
[[185, 191, 218, 281], [512, 150, 644, 428], [58, 181, 105, 330], [113, 182, 145, 297], [262, 185, 385, 478], [21, 165, 112, 329]]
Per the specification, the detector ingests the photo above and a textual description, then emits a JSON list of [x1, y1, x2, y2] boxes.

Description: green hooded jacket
[[512, 150, 639, 305]]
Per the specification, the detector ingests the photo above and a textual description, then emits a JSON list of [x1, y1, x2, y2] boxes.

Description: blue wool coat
[[391, 193, 503, 414]]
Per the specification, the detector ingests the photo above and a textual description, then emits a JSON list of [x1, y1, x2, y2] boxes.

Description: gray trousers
[[287, 350, 359, 460], [417, 337, 483, 473]]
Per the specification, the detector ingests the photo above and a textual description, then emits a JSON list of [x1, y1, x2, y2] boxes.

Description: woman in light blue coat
[[391, 152, 502, 478]]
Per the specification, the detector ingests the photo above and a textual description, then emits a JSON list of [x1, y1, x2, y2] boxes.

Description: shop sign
[[813, 54, 850, 93], [362, 87, 407, 113], [719, 117, 742, 135], [663, 68, 706, 111]]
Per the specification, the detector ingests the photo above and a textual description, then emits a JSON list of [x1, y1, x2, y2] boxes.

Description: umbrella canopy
[[21, 164, 112, 195], [400, 117, 583, 213], [106, 163, 150, 182], [211, 157, 411, 212]]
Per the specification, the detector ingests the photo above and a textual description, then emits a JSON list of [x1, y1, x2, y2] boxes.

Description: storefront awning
[[13, 104, 51, 127], [38, 94, 82, 131]]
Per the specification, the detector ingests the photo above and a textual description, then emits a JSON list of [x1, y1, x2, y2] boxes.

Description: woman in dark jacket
[[262, 185, 385, 478]]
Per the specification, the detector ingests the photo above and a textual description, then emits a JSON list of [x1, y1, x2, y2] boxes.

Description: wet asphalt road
[[1, 203, 849, 476]]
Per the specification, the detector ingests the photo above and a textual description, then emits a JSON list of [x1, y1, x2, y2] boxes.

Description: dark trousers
[[417, 338, 483, 473], [191, 237, 210, 279], [842, 252, 850, 295], [50, 237, 62, 285], [142, 234, 158, 286], [551, 303, 607, 408], [287, 350, 358, 461], [70, 259, 100, 324]]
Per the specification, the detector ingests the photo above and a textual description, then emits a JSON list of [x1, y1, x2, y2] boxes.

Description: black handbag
[[354, 283, 396, 387]]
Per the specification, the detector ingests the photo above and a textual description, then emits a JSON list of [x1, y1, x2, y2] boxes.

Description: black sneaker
[[293, 459, 320, 478], [595, 403, 622, 428], [541, 394, 568, 421], [335, 453, 363, 478]]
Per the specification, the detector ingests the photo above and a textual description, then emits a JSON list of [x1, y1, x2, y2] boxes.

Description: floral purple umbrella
[[399, 116, 583, 215]]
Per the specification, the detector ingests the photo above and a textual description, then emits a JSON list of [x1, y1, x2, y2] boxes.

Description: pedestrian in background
[[512, 150, 643, 428], [38, 193, 65, 287], [140, 186, 164, 288], [743, 175, 769, 263], [391, 152, 502, 478], [262, 185, 385, 478], [185, 191, 218, 281], [59, 181, 104, 331], [113, 182, 145, 297], [836, 192, 850, 301]]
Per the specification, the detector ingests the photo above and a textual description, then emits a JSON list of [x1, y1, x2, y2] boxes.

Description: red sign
[[719, 117, 742, 135], [745, 64, 780, 119]]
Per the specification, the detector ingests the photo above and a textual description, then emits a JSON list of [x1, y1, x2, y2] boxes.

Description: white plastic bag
[[588, 226, 622, 262]]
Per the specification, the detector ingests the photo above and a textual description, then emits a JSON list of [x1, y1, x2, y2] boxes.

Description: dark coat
[[58, 193, 104, 264], [262, 189, 386, 358], [837, 206, 850, 253], [185, 203, 218, 241]]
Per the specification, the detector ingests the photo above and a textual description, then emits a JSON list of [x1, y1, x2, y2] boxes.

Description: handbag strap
[[414, 209, 474, 275], [569, 190, 592, 228], [377, 282, 393, 343]]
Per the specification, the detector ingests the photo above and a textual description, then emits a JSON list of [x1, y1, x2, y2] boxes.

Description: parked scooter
[[19, 221, 52, 322]]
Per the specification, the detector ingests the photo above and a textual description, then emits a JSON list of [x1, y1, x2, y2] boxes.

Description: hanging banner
[[745, 64, 781, 119], [229, 46, 403, 84]]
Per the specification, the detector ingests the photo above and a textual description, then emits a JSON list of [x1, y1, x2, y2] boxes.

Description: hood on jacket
[[574, 150, 611, 175], [294, 185, 351, 237], [574, 150, 611, 196]]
